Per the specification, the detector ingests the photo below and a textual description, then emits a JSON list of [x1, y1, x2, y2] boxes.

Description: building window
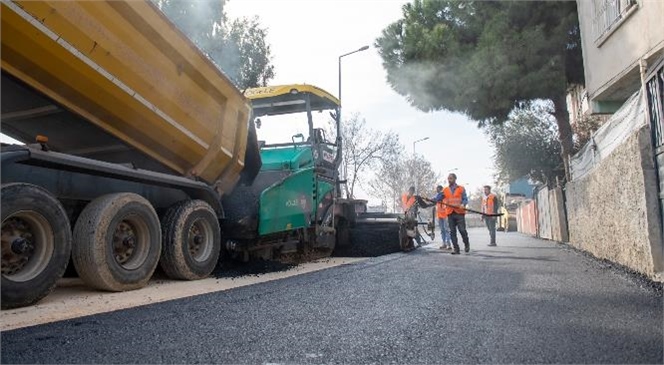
[[647, 61, 664, 149], [591, 0, 637, 41]]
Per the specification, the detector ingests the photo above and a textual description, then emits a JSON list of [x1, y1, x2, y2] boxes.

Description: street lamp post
[[337, 45, 369, 198], [412, 137, 430, 194], [338, 45, 370, 133], [413, 137, 430, 156]]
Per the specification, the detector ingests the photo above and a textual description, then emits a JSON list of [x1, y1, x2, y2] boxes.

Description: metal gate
[[645, 57, 664, 235]]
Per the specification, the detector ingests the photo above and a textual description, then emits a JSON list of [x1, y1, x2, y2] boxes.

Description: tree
[[376, 0, 584, 177], [487, 102, 564, 186], [333, 114, 400, 199], [368, 153, 440, 213], [153, 0, 275, 89], [153, 0, 223, 46], [466, 187, 484, 212], [219, 17, 275, 90], [572, 114, 608, 152]]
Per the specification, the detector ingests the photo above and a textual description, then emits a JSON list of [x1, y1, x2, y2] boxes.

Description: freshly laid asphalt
[[2, 228, 662, 364]]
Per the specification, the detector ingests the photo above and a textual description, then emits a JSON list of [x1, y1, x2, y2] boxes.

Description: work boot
[[464, 243, 470, 253], [451, 249, 460, 255]]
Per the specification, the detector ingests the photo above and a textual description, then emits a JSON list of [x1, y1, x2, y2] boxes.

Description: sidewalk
[[423, 227, 662, 293]]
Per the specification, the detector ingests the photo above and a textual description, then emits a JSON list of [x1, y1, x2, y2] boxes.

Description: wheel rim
[[187, 218, 213, 262], [112, 214, 150, 270], [1, 211, 55, 282]]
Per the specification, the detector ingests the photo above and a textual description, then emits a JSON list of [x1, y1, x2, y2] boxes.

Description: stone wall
[[566, 126, 663, 277]]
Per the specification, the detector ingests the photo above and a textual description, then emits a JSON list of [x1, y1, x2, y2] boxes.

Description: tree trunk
[[349, 170, 357, 199], [552, 95, 574, 183]]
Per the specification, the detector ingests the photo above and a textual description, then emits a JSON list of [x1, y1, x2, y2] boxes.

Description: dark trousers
[[448, 213, 469, 250], [485, 217, 496, 244]]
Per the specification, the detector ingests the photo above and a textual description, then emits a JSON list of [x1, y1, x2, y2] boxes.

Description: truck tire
[[160, 200, 220, 280], [1, 183, 72, 309], [72, 193, 161, 291]]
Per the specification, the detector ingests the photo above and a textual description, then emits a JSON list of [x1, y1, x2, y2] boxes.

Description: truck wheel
[[398, 225, 415, 252], [72, 193, 161, 291], [1, 183, 71, 309], [160, 200, 220, 280]]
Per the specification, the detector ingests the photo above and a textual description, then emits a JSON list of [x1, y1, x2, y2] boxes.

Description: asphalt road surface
[[2, 228, 662, 364]]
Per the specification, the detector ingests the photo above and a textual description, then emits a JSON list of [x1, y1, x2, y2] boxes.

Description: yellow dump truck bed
[[1, 0, 251, 193]]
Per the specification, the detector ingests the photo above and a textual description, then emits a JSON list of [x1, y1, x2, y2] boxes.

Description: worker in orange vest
[[427, 185, 452, 249], [401, 185, 425, 247], [481, 185, 500, 246], [442, 173, 469, 254], [401, 186, 416, 212]]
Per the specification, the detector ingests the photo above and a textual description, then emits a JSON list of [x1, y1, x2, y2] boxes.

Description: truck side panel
[[1, 0, 250, 193]]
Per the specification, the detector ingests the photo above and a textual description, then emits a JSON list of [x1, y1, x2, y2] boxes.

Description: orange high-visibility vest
[[442, 185, 466, 215], [482, 193, 497, 214], [401, 193, 416, 212], [436, 200, 448, 219]]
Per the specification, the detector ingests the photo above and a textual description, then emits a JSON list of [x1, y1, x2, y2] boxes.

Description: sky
[[0, 0, 496, 205], [226, 0, 496, 203]]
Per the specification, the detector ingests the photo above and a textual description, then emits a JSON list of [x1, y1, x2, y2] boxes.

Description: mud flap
[[239, 120, 262, 186]]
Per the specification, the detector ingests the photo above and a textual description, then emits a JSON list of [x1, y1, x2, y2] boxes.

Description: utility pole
[[337, 45, 369, 198]]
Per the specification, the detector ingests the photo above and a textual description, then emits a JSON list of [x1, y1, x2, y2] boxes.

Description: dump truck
[[1, 0, 400, 310], [1, 0, 258, 309]]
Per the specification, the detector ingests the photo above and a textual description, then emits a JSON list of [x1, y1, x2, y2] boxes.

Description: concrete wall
[[577, 0, 664, 103], [537, 187, 552, 240], [517, 201, 538, 236], [566, 126, 663, 277], [549, 188, 570, 243], [528, 187, 569, 242]]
